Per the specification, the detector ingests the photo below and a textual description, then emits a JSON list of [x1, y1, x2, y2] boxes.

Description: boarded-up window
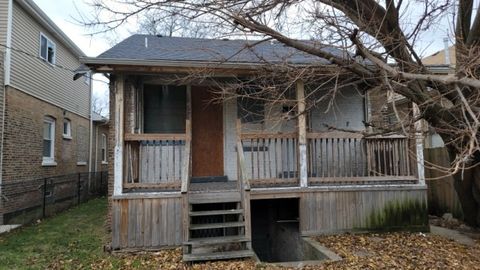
[[143, 85, 186, 133]]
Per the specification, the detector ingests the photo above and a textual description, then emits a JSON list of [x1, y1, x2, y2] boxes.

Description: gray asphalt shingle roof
[[97, 34, 347, 65]]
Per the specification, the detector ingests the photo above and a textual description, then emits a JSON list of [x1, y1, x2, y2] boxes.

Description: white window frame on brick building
[[63, 118, 72, 139], [101, 133, 107, 164], [39, 33, 56, 65], [43, 116, 56, 166]]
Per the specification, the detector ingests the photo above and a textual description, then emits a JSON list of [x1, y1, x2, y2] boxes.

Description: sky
[[31, 0, 456, 107]]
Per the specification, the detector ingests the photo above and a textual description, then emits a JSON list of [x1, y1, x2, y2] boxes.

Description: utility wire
[[0, 43, 109, 85]]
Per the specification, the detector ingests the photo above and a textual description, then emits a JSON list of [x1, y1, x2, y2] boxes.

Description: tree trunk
[[449, 149, 480, 226]]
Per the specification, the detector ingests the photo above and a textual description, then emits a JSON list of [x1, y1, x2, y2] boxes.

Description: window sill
[[62, 135, 72, 140], [42, 161, 57, 167], [101, 161, 108, 165], [77, 161, 87, 166]]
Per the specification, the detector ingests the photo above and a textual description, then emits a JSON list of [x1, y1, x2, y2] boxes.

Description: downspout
[[88, 73, 93, 189], [94, 124, 98, 172]]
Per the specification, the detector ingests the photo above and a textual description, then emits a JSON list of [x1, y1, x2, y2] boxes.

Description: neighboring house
[[92, 112, 109, 173], [82, 35, 427, 262], [0, 0, 106, 224]]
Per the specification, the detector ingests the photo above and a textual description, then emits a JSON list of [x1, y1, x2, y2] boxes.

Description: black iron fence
[[1, 171, 107, 225]]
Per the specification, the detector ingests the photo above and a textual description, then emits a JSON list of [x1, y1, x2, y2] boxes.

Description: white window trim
[[63, 119, 72, 139], [39, 32, 56, 65], [76, 161, 87, 166], [42, 117, 56, 166], [101, 133, 108, 164]]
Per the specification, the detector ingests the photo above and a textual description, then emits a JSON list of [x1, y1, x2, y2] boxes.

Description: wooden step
[[184, 235, 249, 246], [190, 222, 245, 230], [189, 209, 243, 217], [183, 250, 254, 262], [189, 192, 241, 204]]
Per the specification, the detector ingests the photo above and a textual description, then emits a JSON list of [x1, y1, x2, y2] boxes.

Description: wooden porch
[[111, 75, 424, 260]]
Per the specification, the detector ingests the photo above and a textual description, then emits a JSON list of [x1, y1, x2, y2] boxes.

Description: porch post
[[296, 80, 308, 188], [413, 103, 425, 185], [113, 75, 125, 196]]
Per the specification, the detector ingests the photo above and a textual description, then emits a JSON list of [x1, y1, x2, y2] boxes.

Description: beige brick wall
[[2, 86, 90, 182]]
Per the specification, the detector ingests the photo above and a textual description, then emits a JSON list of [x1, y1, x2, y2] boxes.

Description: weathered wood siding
[[112, 196, 183, 249], [299, 186, 428, 235], [9, 2, 90, 118], [424, 147, 463, 218]]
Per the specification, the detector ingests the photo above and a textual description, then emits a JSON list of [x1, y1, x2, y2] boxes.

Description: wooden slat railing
[[307, 132, 416, 183], [240, 132, 299, 187], [124, 134, 186, 190]]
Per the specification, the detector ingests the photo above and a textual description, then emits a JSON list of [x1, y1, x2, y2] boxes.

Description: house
[[0, 0, 107, 224], [82, 35, 427, 262]]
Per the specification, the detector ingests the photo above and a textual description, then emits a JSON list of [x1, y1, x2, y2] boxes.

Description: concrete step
[[190, 221, 245, 230], [183, 249, 254, 262], [184, 235, 249, 246], [189, 209, 243, 217]]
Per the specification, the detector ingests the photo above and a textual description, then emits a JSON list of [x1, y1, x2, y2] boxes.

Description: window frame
[[42, 117, 56, 166], [101, 133, 107, 164], [62, 118, 72, 139], [39, 32, 56, 65]]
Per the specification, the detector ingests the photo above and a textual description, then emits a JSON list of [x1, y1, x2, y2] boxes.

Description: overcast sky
[[31, 0, 454, 106]]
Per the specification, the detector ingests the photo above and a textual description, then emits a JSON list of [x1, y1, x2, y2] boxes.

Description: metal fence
[[1, 171, 107, 225]]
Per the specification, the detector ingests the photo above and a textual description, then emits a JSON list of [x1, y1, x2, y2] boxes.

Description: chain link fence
[[1, 171, 107, 225]]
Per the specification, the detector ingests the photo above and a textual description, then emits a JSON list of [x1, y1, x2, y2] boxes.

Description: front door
[[191, 86, 224, 177]]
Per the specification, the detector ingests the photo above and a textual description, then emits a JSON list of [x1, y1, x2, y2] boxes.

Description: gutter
[[80, 57, 333, 71]]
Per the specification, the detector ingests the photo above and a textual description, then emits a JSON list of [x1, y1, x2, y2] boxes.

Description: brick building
[[0, 0, 107, 224]]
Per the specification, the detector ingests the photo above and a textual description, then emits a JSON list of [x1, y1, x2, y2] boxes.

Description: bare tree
[[85, 0, 480, 226], [92, 91, 109, 117]]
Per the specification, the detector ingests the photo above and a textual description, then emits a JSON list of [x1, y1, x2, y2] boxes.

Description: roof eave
[[80, 57, 339, 73]]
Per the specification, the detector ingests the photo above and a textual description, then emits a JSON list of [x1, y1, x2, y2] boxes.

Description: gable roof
[[84, 35, 348, 68]]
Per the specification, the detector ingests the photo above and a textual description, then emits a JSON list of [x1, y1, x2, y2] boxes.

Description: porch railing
[[307, 132, 416, 184], [124, 133, 187, 190], [236, 129, 417, 188], [240, 132, 299, 187]]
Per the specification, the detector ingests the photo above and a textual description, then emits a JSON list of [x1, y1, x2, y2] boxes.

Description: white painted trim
[[43, 116, 55, 163], [39, 32, 56, 65], [41, 161, 57, 167], [76, 161, 87, 166], [113, 76, 124, 196]]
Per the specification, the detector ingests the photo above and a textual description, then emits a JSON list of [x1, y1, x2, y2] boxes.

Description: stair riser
[[189, 243, 245, 255]]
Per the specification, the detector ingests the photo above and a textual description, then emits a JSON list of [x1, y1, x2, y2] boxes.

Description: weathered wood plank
[[125, 133, 187, 141]]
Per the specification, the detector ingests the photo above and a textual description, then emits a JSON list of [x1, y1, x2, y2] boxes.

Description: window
[[237, 97, 265, 123], [101, 134, 107, 163], [39, 33, 55, 64], [43, 117, 55, 165], [143, 85, 186, 133], [63, 119, 71, 139]]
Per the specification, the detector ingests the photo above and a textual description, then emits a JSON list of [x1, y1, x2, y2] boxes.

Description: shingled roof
[[95, 34, 347, 65]]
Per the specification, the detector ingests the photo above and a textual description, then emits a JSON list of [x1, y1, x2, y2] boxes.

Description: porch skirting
[[110, 184, 427, 250]]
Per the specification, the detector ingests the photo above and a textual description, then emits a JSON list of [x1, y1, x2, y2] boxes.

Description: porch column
[[296, 80, 308, 188], [413, 103, 425, 185], [113, 75, 125, 196]]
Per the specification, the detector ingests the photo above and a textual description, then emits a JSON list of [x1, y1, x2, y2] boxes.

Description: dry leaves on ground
[[87, 232, 480, 270]]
